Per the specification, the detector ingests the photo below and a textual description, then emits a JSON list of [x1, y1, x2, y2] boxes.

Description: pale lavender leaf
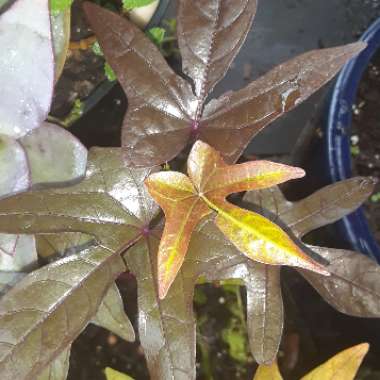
[[20, 123, 88, 185], [0, 0, 54, 137]]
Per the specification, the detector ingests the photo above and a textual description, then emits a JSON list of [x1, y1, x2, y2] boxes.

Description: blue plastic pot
[[325, 17, 380, 262]]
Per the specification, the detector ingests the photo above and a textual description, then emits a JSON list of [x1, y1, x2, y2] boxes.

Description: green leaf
[[50, 0, 73, 15], [147, 27, 166, 47], [105, 62, 117, 82], [222, 322, 248, 363], [122, 0, 156, 11], [92, 41, 103, 56], [105, 367, 134, 380]]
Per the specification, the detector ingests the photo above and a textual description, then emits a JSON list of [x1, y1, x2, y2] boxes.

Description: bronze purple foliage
[[84, 1, 365, 167]]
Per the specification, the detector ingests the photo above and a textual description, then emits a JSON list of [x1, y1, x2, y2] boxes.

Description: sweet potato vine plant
[[0, 0, 380, 379]]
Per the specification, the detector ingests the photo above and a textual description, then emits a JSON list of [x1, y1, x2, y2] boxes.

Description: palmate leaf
[[0, 148, 158, 379], [0, 149, 377, 378], [125, 215, 290, 378], [253, 343, 368, 380], [146, 141, 327, 299], [84, 1, 365, 166], [240, 177, 380, 363], [0, 246, 126, 380]]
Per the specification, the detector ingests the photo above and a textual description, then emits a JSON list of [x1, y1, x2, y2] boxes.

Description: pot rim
[[326, 17, 380, 262]]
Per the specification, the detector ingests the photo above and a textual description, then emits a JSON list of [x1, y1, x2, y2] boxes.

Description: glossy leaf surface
[[300, 245, 380, 317], [0, 148, 157, 249], [0, 0, 54, 137], [0, 148, 158, 378], [146, 141, 326, 298], [0, 135, 29, 195], [85, 1, 364, 166], [242, 176, 379, 357], [92, 283, 135, 342], [0, 246, 125, 379], [0, 136, 35, 287], [177, 0, 257, 98]]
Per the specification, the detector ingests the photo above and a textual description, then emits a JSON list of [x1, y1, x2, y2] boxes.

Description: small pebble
[[351, 135, 359, 145]]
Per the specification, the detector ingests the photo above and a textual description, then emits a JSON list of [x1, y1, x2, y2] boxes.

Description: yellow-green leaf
[[253, 361, 283, 380], [211, 200, 329, 275], [300, 343, 369, 380], [105, 367, 134, 380]]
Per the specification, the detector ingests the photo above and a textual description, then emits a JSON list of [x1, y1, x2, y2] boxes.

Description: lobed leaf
[[187, 139, 305, 195], [300, 246, 380, 317], [0, 148, 157, 249], [0, 246, 125, 379], [85, 1, 364, 166], [147, 141, 327, 298], [84, 2, 196, 166], [0, 148, 158, 378], [300, 343, 369, 380], [202, 42, 366, 163], [282, 177, 375, 238], [244, 177, 380, 319], [177, 0, 258, 99], [145, 171, 211, 298]]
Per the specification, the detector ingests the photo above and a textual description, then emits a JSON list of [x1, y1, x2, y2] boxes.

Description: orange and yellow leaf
[[145, 140, 327, 298], [300, 343, 369, 380], [253, 361, 283, 380], [145, 171, 211, 299], [205, 160, 305, 196]]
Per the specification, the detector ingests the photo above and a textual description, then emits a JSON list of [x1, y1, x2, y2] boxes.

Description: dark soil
[[351, 50, 380, 242], [51, 0, 111, 119]]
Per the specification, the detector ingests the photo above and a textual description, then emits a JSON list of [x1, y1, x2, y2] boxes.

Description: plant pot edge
[[325, 17, 380, 262]]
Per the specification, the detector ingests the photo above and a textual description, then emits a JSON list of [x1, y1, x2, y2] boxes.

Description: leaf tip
[[293, 167, 306, 179], [158, 280, 170, 300], [296, 251, 330, 277], [352, 342, 370, 357]]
